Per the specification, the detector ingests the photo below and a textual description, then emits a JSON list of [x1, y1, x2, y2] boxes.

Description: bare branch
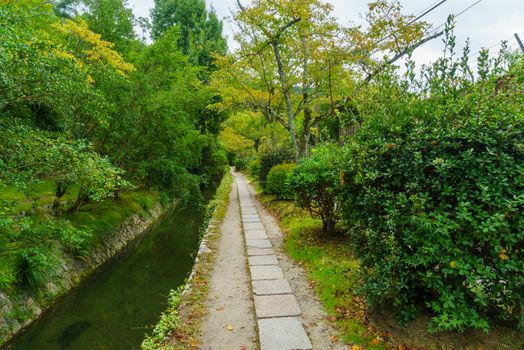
[[236, 0, 246, 12], [364, 30, 444, 82]]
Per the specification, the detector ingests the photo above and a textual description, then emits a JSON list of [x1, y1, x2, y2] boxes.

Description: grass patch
[[0, 181, 80, 213], [66, 190, 160, 250], [257, 193, 523, 350], [141, 170, 233, 350]]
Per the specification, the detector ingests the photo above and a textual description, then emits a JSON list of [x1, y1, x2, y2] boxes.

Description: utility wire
[[374, 0, 449, 47], [413, 0, 446, 18], [409, 0, 448, 27], [428, 0, 484, 35], [469, 31, 524, 58]]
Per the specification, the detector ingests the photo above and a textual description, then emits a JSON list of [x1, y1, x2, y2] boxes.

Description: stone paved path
[[236, 176, 313, 350], [199, 179, 257, 350]]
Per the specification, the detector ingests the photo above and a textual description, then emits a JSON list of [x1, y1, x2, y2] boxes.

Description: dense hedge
[[266, 163, 296, 199], [258, 148, 295, 188], [339, 62, 524, 331]]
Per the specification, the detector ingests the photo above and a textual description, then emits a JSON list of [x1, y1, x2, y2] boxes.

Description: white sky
[[127, 0, 524, 67]]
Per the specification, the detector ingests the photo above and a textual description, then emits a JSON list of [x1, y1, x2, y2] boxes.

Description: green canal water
[[3, 204, 207, 350]]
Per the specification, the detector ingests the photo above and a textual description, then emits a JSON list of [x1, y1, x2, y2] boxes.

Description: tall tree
[[219, 0, 429, 159], [150, 0, 227, 69], [53, 0, 137, 53]]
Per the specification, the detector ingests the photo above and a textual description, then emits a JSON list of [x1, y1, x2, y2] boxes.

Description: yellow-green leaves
[[53, 19, 135, 76]]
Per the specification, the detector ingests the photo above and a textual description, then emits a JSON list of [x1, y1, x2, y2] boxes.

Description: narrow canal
[[4, 203, 207, 350]]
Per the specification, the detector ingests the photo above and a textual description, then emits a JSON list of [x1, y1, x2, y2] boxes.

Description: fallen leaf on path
[[240, 346, 247, 350], [327, 316, 337, 322], [330, 335, 339, 343], [190, 338, 199, 348], [216, 306, 225, 311], [226, 324, 234, 331]]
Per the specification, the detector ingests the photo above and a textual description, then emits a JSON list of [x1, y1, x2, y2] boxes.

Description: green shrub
[[338, 43, 524, 331], [141, 159, 202, 207], [16, 246, 60, 289], [289, 145, 343, 234], [266, 163, 296, 199], [247, 158, 261, 179], [134, 193, 155, 211], [258, 148, 295, 187], [234, 157, 248, 171]]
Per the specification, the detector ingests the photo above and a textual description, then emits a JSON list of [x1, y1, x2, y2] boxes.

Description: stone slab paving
[[246, 238, 272, 248], [242, 214, 261, 219], [258, 317, 313, 350], [247, 247, 274, 256], [254, 294, 301, 318], [250, 265, 284, 280], [243, 218, 262, 223], [244, 222, 265, 230], [252, 279, 292, 295], [244, 229, 268, 239], [236, 179, 313, 350], [248, 255, 279, 266]]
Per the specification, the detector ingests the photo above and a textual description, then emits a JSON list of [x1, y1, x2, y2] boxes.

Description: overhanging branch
[[364, 30, 444, 82]]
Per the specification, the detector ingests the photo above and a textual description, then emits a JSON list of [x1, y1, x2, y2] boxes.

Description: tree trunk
[[299, 106, 312, 158], [322, 217, 337, 235], [52, 181, 68, 216], [270, 40, 300, 160], [68, 187, 89, 214], [297, 29, 312, 159]]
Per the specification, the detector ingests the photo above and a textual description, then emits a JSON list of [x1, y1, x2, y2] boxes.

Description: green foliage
[[82, 0, 137, 52], [247, 158, 261, 180], [289, 144, 343, 234], [338, 33, 524, 331], [233, 157, 248, 172], [266, 163, 296, 200], [141, 286, 185, 350], [0, 213, 92, 290], [16, 246, 60, 289], [0, 119, 131, 214], [140, 159, 202, 207], [151, 0, 227, 70], [258, 148, 295, 188]]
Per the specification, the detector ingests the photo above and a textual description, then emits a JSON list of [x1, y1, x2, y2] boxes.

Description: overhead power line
[[374, 0, 448, 47], [428, 0, 484, 35], [408, 0, 448, 27], [413, 0, 446, 18], [469, 31, 524, 59]]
